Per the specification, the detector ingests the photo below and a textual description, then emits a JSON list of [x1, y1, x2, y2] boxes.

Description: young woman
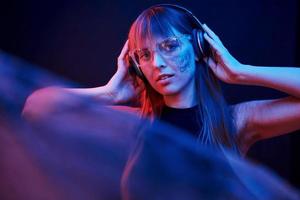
[[23, 4, 300, 156]]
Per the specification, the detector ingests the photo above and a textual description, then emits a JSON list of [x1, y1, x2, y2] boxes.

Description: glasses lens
[[133, 36, 185, 66], [134, 49, 151, 66], [159, 37, 181, 54]]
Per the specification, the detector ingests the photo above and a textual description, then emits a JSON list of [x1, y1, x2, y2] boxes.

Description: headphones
[[129, 4, 211, 80]]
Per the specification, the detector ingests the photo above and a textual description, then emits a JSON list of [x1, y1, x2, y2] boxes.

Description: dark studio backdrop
[[1, 0, 300, 188]]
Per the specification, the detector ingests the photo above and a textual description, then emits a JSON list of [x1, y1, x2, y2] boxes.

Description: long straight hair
[[128, 5, 240, 152], [122, 5, 240, 200]]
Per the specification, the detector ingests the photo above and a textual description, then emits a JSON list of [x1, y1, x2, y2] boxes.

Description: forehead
[[136, 27, 182, 49]]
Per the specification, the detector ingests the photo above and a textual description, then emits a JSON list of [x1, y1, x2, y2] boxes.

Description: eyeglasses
[[130, 34, 190, 67]]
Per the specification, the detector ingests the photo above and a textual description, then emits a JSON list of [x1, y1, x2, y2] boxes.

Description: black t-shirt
[[158, 105, 202, 137]]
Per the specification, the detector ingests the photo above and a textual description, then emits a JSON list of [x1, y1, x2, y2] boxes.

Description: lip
[[156, 74, 175, 82]]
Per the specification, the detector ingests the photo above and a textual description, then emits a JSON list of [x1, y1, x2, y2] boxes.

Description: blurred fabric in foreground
[[0, 51, 299, 200]]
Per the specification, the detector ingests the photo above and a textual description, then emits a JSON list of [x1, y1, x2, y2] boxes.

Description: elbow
[[22, 87, 60, 122]]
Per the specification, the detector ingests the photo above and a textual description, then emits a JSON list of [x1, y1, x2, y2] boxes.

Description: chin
[[155, 85, 182, 96]]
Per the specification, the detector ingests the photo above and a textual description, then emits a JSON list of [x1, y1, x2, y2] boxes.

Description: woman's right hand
[[104, 40, 144, 104]]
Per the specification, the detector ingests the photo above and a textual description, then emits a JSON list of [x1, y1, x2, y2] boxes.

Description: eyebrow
[[137, 48, 151, 51], [136, 34, 183, 50]]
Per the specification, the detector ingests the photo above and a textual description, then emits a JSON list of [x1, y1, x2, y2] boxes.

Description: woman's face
[[135, 28, 197, 98]]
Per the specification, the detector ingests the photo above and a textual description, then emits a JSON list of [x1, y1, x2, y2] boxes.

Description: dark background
[[1, 0, 299, 188]]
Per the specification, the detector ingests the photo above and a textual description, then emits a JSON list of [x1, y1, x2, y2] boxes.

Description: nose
[[152, 51, 166, 69]]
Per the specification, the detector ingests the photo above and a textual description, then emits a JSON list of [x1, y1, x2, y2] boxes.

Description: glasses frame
[[129, 34, 191, 67]]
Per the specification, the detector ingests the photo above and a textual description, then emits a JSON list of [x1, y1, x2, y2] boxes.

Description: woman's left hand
[[202, 24, 244, 84]]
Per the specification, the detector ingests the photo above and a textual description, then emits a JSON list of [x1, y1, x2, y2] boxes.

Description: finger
[[119, 40, 129, 59], [204, 57, 217, 71], [118, 40, 131, 71], [202, 24, 224, 46], [204, 33, 221, 53]]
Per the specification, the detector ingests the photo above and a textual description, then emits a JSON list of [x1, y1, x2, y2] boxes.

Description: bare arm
[[233, 97, 300, 153], [22, 86, 109, 121], [65, 86, 117, 103], [233, 65, 300, 148], [202, 24, 300, 151], [237, 65, 300, 98], [22, 40, 143, 120], [203, 24, 300, 98], [233, 65, 300, 150]]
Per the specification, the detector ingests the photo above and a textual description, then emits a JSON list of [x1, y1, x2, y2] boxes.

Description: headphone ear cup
[[191, 29, 202, 60], [192, 29, 211, 59], [128, 55, 147, 81]]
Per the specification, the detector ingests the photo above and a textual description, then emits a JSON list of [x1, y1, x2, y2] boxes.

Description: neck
[[163, 84, 197, 109]]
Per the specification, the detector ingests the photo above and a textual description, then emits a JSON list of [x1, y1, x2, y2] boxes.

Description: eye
[[159, 38, 180, 53], [137, 49, 151, 61]]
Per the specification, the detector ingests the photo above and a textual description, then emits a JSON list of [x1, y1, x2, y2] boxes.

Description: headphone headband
[[149, 4, 204, 29]]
